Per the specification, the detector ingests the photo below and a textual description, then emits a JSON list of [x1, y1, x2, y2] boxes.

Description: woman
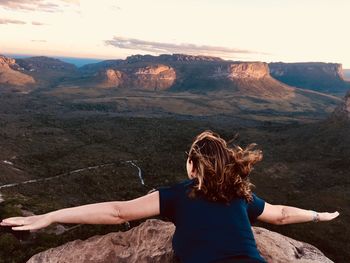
[[0, 130, 339, 263]]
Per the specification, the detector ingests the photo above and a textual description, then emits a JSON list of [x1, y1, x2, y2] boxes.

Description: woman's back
[[156, 179, 267, 263]]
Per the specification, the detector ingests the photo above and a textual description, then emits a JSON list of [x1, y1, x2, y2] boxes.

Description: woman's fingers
[[319, 211, 340, 221], [12, 225, 35, 231], [1, 217, 26, 226], [1, 215, 42, 226], [330, 211, 340, 219]]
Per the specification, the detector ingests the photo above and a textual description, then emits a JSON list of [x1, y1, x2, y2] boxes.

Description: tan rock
[[0, 55, 35, 88], [104, 69, 126, 87], [132, 64, 176, 91], [226, 62, 270, 79], [27, 219, 333, 263]]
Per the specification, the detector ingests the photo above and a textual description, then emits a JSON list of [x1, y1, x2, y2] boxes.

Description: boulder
[[27, 219, 333, 263]]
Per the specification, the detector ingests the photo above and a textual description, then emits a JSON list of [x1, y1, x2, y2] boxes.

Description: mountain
[[45, 54, 341, 123], [15, 56, 78, 89], [73, 54, 345, 99], [0, 55, 78, 91], [27, 219, 333, 263], [0, 55, 35, 92], [269, 62, 350, 96], [0, 53, 345, 123], [76, 54, 281, 94]]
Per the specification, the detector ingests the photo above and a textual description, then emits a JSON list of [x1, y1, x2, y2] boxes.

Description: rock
[[0, 54, 35, 88], [332, 91, 350, 120], [132, 64, 176, 91], [227, 62, 270, 79], [103, 69, 126, 87], [253, 227, 333, 263], [27, 219, 333, 263], [269, 62, 350, 95]]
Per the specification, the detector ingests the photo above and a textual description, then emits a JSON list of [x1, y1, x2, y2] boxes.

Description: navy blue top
[[156, 179, 267, 263]]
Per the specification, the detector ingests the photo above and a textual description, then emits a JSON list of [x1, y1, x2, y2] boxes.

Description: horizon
[[1, 0, 349, 68], [3, 52, 350, 70]]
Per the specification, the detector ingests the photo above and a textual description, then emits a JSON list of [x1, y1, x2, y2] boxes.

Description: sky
[[0, 0, 349, 67]]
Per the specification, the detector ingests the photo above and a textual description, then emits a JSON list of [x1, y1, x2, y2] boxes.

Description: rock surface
[[332, 90, 350, 119], [0, 55, 35, 88], [227, 62, 269, 79], [27, 219, 333, 263], [269, 62, 350, 95], [132, 64, 176, 91]]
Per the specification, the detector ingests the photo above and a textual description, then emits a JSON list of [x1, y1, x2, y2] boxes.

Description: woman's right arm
[[257, 202, 339, 225], [0, 191, 161, 231]]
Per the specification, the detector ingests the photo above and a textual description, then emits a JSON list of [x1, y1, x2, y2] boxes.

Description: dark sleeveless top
[[156, 178, 267, 263]]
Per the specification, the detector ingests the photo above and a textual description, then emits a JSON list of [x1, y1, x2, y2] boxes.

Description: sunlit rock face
[[103, 69, 126, 87], [97, 64, 176, 90], [227, 62, 270, 79], [27, 219, 333, 263], [0, 55, 35, 87], [211, 62, 270, 79], [132, 64, 176, 91]]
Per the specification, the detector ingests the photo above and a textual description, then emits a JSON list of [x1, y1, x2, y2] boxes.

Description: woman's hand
[[318, 211, 340, 222], [0, 214, 52, 231]]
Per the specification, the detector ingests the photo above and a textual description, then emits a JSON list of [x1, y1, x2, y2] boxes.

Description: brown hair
[[187, 130, 262, 204]]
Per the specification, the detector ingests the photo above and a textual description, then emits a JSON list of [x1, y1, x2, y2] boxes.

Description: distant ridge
[[269, 62, 350, 96]]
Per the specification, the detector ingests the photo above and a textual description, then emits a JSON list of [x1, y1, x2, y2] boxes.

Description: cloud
[[105, 36, 268, 58], [32, 21, 46, 26], [0, 0, 79, 12], [0, 18, 26, 24]]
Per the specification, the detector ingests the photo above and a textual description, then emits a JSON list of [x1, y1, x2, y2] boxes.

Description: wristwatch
[[311, 211, 320, 222]]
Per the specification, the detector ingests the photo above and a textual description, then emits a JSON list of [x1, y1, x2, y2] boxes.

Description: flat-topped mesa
[[269, 62, 344, 79], [269, 62, 350, 95]]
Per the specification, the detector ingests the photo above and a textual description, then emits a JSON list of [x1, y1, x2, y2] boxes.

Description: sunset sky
[[0, 0, 349, 67]]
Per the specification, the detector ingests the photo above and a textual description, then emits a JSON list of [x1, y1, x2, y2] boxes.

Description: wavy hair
[[186, 130, 262, 204]]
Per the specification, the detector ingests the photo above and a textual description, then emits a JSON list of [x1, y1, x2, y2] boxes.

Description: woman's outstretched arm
[[0, 191, 160, 231], [257, 202, 339, 225]]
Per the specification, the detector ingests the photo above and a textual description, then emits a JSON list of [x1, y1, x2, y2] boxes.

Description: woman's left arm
[[0, 191, 160, 231], [257, 202, 339, 225]]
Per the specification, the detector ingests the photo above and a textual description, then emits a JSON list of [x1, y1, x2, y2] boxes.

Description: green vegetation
[[0, 93, 348, 262]]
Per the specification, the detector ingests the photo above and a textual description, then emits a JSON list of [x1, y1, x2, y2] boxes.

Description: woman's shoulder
[[154, 178, 194, 192], [170, 178, 195, 191]]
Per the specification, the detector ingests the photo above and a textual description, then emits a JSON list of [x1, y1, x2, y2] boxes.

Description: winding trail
[[125, 160, 145, 186], [0, 159, 146, 202], [0, 163, 115, 190]]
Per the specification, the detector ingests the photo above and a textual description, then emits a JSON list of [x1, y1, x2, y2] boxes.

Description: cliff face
[[226, 62, 269, 79], [132, 64, 176, 90], [269, 62, 350, 96], [95, 64, 176, 90], [79, 55, 282, 95], [101, 69, 125, 87], [332, 91, 350, 120], [27, 219, 333, 263], [0, 55, 35, 88]]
